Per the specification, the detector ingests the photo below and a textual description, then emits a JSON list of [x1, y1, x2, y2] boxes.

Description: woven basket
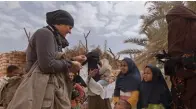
[[0, 51, 26, 76]]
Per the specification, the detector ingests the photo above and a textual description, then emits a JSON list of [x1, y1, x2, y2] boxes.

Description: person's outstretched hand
[[72, 55, 87, 63], [70, 61, 82, 73], [88, 69, 98, 78]]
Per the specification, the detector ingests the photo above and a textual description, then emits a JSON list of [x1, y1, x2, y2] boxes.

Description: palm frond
[[118, 49, 143, 55], [124, 38, 148, 46]]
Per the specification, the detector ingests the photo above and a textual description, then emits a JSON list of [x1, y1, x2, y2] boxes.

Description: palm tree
[[119, 1, 181, 62], [135, 1, 185, 68], [118, 37, 148, 58], [119, 1, 196, 68], [140, 1, 184, 33]]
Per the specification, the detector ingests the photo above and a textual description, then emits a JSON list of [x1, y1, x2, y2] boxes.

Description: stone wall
[[0, 51, 26, 76]]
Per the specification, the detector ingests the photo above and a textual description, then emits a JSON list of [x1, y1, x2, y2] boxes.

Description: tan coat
[[6, 61, 72, 109], [0, 76, 22, 108]]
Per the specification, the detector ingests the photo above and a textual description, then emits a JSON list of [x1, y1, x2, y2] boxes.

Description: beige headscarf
[[99, 59, 112, 80]]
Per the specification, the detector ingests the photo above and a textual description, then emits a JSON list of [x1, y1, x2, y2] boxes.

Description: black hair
[[7, 65, 19, 74]]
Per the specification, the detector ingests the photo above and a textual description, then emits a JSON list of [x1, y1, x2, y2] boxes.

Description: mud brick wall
[[0, 51, 26, 76]]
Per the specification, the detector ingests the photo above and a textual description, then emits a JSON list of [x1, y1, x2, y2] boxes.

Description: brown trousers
[[88, 95, 112, 109]]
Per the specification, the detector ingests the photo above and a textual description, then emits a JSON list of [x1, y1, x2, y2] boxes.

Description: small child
[[69, 72, 85, 109], [0, 65, 23, 108], [114, 99, 132, 109]]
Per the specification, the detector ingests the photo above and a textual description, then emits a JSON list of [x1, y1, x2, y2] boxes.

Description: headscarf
[[84, 51, 100, 70], [138, 65, 172, 109], [100, 58, 110, 66], [167, 5, 196, 20], [99, 59, 112, 81], [99, 58, 112, 75], [166, 5, 196, 56], [46, 10, 74, 27], [114, 58, 141, 96], [73, 75, 87, 87], [83, 51, 100, 82]]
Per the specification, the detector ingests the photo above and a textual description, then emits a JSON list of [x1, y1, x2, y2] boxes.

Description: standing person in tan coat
[[6, 10, 86, 109]]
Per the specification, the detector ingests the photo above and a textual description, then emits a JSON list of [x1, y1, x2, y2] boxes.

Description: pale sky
[[0, 1, 148, 55]]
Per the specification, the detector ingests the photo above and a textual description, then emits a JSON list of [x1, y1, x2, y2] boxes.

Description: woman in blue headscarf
[[138, 65, 172, 109], [113, 58, 141, 109]]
